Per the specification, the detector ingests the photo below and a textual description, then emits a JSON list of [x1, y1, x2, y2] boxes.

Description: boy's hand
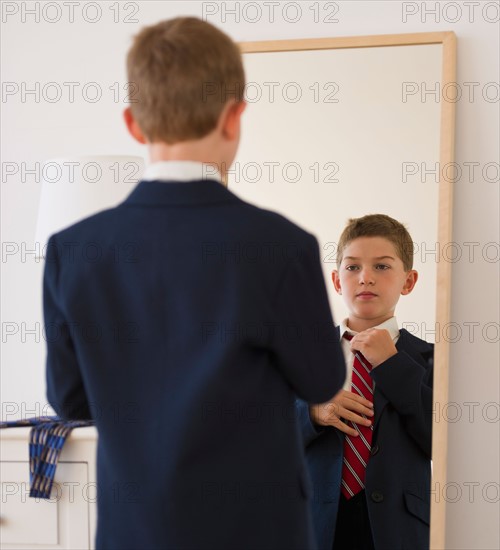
[[350, 328, 397, 367], [310, 390, 374, 437]]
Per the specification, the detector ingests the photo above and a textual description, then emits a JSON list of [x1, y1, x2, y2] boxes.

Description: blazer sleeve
[[371, 348, 433, 458], [295, 397, 328, 447], [269, 234, 345, 404], [44, 235, 92, 420]]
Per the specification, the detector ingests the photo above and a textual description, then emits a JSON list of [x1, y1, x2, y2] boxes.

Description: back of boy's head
[[337, 214, 414, 271], [126, 17, 245, 144]]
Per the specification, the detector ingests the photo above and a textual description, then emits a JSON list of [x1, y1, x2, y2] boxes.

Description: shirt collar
[[340, 316, 400, 341], [142, 160, 223, 183]]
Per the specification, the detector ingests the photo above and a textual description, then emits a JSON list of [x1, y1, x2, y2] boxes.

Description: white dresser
[[0, 427, 97, 549]]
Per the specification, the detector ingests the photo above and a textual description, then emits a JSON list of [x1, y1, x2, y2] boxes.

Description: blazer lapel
[[373, 388, 389, 430]]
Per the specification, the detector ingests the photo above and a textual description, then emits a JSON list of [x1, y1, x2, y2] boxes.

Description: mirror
[[228, 32, 456, 548]]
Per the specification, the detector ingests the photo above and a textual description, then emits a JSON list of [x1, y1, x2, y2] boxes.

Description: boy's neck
[[148, 140, 226, 174], [346, 314, 395, 333]]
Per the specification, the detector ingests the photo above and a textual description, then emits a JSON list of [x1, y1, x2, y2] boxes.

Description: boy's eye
[[375, 264, 390, 270], [345, 265, 359, 271]]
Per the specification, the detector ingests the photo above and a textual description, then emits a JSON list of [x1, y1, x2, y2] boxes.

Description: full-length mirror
[[228, 32, 456, 548]]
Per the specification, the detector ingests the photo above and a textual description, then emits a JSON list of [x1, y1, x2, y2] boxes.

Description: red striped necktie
[[341, 332, 374, 499]]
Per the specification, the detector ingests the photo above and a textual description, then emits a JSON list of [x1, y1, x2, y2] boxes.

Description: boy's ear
[[123, 107, 147, 144], [332, 270, 342, 295], [401, 269, 418, 295], [220, 100, 246, 140]]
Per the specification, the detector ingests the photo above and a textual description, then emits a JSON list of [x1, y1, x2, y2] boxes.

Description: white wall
[[1, 2, 498, 549]]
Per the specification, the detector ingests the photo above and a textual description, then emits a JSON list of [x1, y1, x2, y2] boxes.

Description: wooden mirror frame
[[236, 32, 456, 550]]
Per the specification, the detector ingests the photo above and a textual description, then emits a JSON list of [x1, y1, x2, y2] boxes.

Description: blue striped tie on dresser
[[0, 416, 95, 499]]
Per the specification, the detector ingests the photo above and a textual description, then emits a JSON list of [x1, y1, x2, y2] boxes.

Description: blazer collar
[[335, 325, 433, 358], [121, 179, 240, 207]]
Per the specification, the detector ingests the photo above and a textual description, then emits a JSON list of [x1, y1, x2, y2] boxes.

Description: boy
[[296, 214, 433, 550], [44, 17, 345, 550]]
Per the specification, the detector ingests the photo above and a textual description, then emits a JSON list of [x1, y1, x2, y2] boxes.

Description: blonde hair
[[337, 214, 414, 270], [126, 17, 245, 143]]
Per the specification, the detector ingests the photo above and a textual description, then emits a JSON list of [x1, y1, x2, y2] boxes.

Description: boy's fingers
[[349, 413, 372, 428], [335, 408, 372, 427], [345, 392, 373, 406], [342, 399, 374, 417], [333, 419, 358, 437], [353, 405, 374, 417], [338, 399, 373, 418]]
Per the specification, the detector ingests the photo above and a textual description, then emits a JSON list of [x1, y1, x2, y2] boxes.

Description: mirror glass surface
[[229, 43, 443, 339]]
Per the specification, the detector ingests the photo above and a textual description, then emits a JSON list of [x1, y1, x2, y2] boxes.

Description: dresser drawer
[[1, 461, 90, 549]]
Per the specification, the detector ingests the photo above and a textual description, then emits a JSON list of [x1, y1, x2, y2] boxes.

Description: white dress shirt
[[142, 160, 223, 183], [339, 316, 400, 392]]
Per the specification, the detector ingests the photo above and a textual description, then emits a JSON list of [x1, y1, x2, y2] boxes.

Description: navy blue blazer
[[44, 178, 346, 550], [296, 328, 433, 550]]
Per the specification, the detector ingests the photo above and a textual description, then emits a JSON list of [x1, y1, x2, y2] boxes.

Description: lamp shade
[[35, 155, 144, 258]]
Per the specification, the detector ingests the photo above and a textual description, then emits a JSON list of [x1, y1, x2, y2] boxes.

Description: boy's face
[[332, 236, 417, 330]]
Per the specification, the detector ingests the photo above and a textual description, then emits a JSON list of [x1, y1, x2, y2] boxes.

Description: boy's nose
[[359, 269, 375, 285]]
